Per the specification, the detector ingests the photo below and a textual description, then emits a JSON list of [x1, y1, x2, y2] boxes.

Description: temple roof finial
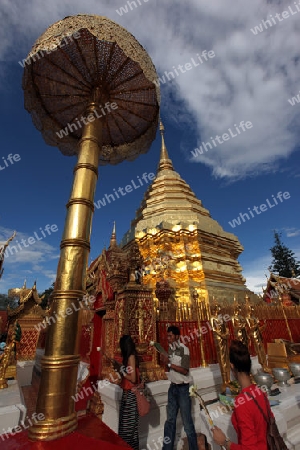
[[157, 119, 174, 173], [159, 119, 165, 135], [109, 221, 117, 248]]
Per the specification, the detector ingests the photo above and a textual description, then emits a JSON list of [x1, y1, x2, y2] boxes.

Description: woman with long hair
[[118, 334, 139, 450], [212, 340, 271, 449]]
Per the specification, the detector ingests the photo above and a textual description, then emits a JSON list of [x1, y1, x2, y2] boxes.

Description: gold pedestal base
[[28, 412, 77, 441], [0, 380, 8, 389], [6, 365, 17, 379], [267, 342, 290, 370]]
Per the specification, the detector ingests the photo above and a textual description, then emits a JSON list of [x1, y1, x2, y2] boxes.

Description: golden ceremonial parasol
[[23, 14, 159, 163], [22, 14, 160, 441]]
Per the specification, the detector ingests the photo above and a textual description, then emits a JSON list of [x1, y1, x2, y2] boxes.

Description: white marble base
[[16, 360, 35, 387], [99, 357, 296, 450], [0, 380, 27, 434], [34, 348, 45, 373]]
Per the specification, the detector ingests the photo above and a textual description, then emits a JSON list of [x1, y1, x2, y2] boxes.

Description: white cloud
[[242, 254, 271, 294], [0, 227, 59, 265], [1, 0, 300, 181], [0, 226, 58, 292], [283, 228, 300, 238]]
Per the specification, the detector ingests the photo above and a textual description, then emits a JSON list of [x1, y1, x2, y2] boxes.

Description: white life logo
[[0, 153, 21, 171]]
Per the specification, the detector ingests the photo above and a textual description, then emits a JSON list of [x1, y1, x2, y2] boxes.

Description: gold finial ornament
[[0, 231, 16, 279], [23, 14, 160, 441], [157, 119, 174, 172], [159, 119, 165, 133], [109, 222, 117, 248]]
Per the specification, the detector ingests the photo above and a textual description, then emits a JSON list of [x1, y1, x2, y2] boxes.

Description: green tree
[[269, 231, 300, 278], [39, 282, 55, 309], [0, 293, 9, 310], [0, 293, 19, 310]]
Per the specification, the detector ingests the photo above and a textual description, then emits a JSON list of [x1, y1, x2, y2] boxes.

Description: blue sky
[[0, 0, 300, 295]]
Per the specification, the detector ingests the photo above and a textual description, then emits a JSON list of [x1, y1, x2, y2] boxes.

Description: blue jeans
[[163, 383, 198, 450]]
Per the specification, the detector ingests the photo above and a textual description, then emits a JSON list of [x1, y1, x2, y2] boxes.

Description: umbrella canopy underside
[[23, 15, 160, 165]]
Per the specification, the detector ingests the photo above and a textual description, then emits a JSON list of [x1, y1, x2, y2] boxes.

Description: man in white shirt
[[161, 326, 198, 450]]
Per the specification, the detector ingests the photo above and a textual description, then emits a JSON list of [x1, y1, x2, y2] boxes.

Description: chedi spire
[[157, 120, 174, 173], [109, 221, 117, 248]]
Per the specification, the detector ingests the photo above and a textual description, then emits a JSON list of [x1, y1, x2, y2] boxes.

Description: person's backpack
[[244, 392, 288, 450]]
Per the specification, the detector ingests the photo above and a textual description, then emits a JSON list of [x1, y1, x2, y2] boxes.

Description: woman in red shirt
[[212, 340, 270, 450], [118, 335, 139, 450]]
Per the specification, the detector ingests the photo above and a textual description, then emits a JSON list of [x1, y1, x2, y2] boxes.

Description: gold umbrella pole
[[280, 296, 293, 343], [29, 90, 103, 441]]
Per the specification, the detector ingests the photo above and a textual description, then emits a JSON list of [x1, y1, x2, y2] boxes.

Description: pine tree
[[0, 293, 9, 310], [39, 282, 55, 309], [269, 231, 300, 278]]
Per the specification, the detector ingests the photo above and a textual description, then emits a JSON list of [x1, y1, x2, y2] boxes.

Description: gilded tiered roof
[[122, 122, 243, 257], [7, 281, 43, 317]]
